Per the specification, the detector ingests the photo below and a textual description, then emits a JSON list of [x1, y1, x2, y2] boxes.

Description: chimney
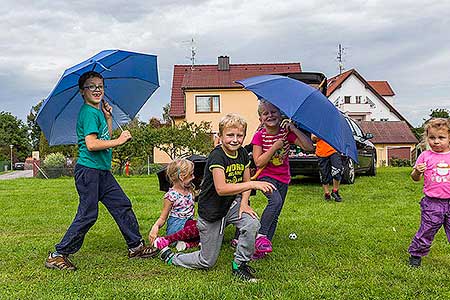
[[218, 56, 230, 71]]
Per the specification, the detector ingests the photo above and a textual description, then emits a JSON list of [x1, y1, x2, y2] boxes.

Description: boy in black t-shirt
[[159, 113, 275, 282]]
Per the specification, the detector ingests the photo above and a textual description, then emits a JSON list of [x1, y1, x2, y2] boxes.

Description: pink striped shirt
[[252, 128, 297, 184]]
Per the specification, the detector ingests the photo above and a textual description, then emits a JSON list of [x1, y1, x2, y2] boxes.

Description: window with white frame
[[344, 96, 351, 104], [355, 96, 362, 104], [195, 95, 220, 113]]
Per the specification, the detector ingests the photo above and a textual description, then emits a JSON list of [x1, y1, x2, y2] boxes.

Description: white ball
[[289, 232, 297, 240]]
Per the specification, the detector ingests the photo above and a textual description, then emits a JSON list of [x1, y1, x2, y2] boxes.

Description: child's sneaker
[[409, 255, 421, 268], [331, 190, 342, 202], [159, 247, 175, 265], [128, 242, 159, 259], [153, 237, 170, 250], [324, 193, 331, 201], [255, 235, 272, 253], [251, 250, 267, 260], [45, 252, 76, 270], [232, 261, 258, 282], [230, 238, 238, 249], [175, 241, 199, 251]]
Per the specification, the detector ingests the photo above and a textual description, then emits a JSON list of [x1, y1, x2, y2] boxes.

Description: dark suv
[[283, 72, 377, 184], [289, 116, 377, 184]]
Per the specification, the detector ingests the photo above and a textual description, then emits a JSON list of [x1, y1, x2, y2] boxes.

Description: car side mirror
[[364, 133, 374, 140]]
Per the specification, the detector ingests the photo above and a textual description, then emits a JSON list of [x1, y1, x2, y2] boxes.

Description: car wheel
[[342, 158, 355, 184], [367, 155, 377, 176]]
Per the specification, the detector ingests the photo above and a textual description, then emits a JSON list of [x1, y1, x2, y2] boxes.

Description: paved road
[[0, 170, 33, 180]]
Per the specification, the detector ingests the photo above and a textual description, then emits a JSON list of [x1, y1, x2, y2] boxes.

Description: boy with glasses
[[45, 71, 157, 270]]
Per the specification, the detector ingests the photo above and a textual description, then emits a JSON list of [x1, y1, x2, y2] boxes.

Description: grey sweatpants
[[171, 196, 260, 269]]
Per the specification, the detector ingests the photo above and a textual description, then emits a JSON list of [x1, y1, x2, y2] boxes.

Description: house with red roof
[[155, 56, 302, 163], [327, 69, 418, 165]]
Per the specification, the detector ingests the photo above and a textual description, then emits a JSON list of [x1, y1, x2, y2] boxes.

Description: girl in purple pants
[[408, 118, 450, 267]]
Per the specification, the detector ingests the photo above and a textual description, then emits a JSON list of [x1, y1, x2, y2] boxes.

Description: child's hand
[[239, 204, 258, 219], [415, 162, 426, 174], [283, 122, 295, 132], [273, 139, 284, 150], [252, 181, 276, 194], [117, 130, 132, 145], [101, 99, 112, 120], [148, 227, 158, 245]]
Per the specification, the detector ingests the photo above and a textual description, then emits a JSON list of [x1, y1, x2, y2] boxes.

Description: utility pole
[[337, 44, 345, 74], [10, 145, 13, 170]]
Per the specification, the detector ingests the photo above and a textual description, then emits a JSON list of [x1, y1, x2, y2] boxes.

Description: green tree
[[27, 101, 43, 150], [413, 108, 450, 140], [0, 112, 32, 162], [155, 121, 213, 160], [162, 103, 172, 125], [429, 108, 449, 118]]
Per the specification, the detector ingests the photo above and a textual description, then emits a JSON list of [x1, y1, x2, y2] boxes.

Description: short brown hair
[[78, 71, 104, 90], [218, 113, 247, 136]]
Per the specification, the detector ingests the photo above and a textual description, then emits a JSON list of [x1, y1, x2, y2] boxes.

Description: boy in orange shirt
[[311, 134, 343, 202]]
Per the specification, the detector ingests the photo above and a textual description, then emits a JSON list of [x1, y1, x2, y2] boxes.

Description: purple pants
[[408, 196, 450, 257]]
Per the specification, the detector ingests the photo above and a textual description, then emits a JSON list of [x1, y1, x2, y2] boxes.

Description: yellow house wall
[[184, 88, 260, 143], [153, 88, 260, 164], [374, 143, 416, 166]]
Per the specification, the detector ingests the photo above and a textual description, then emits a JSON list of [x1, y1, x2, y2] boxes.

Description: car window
[[345, 118, 357, 135], [346, 118, 363, 137]]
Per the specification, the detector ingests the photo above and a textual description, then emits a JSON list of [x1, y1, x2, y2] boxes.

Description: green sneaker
[[159, 247, 175, 265], [232, 261, 258, 282]]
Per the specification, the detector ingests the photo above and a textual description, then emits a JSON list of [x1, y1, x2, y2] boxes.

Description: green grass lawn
[[1, 167, 450, 299]]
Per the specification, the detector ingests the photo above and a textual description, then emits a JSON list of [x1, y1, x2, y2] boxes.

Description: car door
[[346, 118, 372, 170]]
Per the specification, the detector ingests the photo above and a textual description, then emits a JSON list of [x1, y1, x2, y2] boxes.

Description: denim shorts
[[166, 216, 191, 235]]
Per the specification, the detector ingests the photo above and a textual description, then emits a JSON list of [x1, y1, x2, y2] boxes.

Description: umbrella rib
[[103, 76, 159, 86]]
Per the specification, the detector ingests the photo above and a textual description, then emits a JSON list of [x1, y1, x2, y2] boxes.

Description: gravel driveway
[[0, 170, 33, 180]]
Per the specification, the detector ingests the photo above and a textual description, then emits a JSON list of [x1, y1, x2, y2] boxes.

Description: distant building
[[327, 69, 418, 165]]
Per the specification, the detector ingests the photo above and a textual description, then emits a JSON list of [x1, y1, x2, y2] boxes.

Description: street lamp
[[9, 145, 13, 171]]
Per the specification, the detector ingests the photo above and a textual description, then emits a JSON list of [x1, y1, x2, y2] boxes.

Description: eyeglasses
[[83, 85, 104, 92]]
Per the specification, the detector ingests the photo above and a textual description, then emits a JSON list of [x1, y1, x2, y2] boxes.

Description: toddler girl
[[149, 158, 199, 251], [408, 118, 450, 267]]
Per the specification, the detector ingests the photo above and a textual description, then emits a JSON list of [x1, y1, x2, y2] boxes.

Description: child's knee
[[241, 216, 260, 234]]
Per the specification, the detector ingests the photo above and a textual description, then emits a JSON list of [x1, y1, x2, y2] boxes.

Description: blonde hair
[[257, 99, 280, 116], [166, 158, 194, 185], [423, 118, 450, 140], [218, 113, 247, 136]]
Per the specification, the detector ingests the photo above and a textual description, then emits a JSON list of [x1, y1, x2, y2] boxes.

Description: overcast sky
[[1, 0, 449, 127]]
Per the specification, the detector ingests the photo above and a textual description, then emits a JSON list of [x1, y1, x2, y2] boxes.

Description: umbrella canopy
[[236, 74, 358, 163], [36, 49, 159, 145]]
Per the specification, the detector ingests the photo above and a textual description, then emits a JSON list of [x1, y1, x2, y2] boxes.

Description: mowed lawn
[[1, 167, 450, 299]]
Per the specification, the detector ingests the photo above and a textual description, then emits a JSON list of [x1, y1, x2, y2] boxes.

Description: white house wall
[[328, 74, 400, 121]]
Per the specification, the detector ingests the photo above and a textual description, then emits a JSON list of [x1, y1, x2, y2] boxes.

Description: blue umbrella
[[236, 74, 358, 163], [36, 49, 159, 145]]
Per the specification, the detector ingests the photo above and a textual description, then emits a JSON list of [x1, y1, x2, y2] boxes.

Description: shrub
[[389, 157, 411, 167], [43, 152, 66, 178]]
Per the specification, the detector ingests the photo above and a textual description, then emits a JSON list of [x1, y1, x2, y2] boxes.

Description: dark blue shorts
[[318, 152, 343, 184]]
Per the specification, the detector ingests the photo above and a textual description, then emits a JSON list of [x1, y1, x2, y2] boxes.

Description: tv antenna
[[337, 44, 346, 74], [182, 38, 196, 69]]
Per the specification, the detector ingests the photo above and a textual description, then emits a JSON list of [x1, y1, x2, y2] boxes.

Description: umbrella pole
[[112, 117, 124, 132]]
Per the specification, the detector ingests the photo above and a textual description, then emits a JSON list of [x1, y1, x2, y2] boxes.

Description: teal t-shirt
[[76, 104, 112, 170]]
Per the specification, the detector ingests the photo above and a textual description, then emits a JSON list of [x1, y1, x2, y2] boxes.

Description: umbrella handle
[[102, 99, 124, 132]]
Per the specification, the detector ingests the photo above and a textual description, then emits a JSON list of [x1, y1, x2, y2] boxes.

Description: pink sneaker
[[230, 239, 238, 249], [255, 236, 272, 253], [251, 250, 267, 260], [153, 237, 170, 250]]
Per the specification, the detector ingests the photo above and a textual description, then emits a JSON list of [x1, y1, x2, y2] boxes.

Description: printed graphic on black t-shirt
[[197, 146, 249, 222]]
